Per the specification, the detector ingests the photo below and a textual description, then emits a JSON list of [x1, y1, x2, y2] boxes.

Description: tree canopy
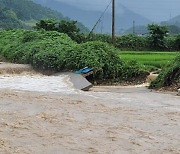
[[148, 24, 169, 50], [35, 19, 84, 43]]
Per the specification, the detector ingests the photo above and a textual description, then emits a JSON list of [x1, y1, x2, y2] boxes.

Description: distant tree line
[[36, 19, 180, 51]]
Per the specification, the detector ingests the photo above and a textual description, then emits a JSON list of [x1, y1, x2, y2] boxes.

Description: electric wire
[[88, 0, 112, 36]]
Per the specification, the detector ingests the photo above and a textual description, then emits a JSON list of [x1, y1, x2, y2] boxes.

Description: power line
[[100, 15, 104, 33], [88, 0, 112, 36]]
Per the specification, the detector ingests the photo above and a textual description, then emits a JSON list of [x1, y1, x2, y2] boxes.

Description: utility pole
[[112, 0, 115, 45], [133, 20, 135, 34]]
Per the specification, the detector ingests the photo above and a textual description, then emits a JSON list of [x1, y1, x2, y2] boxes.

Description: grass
[[119, 51, 179, 71]]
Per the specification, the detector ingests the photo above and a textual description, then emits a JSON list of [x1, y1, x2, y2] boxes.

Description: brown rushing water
[[0, 63, 33, 74], [0, 63, 180, 154]]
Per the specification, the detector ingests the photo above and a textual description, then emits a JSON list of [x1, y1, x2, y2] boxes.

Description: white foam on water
[[0, 75, 78, 94]]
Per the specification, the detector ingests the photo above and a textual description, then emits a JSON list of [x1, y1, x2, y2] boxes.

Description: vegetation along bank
[[0, 19, 179, 90], [0, 29, 148, 83]]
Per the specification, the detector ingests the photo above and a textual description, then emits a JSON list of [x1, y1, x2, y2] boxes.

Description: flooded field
[[0, 63, 180, 154]]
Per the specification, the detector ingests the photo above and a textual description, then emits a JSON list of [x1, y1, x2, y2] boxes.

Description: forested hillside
[[0, 0, 89, 32]]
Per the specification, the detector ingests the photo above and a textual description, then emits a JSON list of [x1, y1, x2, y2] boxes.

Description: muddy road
[[0, 64, 180, 154]]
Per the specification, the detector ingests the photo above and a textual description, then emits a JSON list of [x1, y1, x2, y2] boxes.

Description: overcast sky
[[52, 0, 180, 21]]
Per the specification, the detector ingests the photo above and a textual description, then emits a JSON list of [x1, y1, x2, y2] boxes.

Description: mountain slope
[[0, 0, 65, 29], [33, 0, 151, 33], [0, 0, 89, 32], [170, 15, 180, 23], [165, 15, 180, 27]]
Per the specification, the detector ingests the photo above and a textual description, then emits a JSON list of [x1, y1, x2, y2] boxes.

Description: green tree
[[148, 24, 169, 50], [35, 19, 84, 43], [57, 20, 83, 43], [35, 18, 57, 31]]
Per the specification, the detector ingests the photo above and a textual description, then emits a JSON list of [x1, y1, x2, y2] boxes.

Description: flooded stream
[[0, 63, 180, 154], [0, 75, 76, 94]]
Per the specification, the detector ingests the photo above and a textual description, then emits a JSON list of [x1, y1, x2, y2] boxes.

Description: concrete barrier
[[53, 72, 93, 91]]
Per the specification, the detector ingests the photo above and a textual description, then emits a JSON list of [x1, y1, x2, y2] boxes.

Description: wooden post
[[112, 0, 115, 45]]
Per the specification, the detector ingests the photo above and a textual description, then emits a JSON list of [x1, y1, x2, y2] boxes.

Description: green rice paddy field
[[119, 51, 179, 71]]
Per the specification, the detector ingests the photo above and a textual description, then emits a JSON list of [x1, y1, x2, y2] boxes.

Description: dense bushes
[[115, 34, 148, 50], [86, 33, 180, 51], [33, 41, 123, 79], [0, 29, 147, 81], [86, 34, 148, 50], [174, 35, 180, 50], [0, 30, 75, 64], [65, 41, 124, 79], [87, 34, 112, 44], [149, 54, 180, 89], [122, 60, 149, 81]]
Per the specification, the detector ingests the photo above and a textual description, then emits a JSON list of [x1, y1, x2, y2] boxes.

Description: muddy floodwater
[[0, 71, 180, 153]]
